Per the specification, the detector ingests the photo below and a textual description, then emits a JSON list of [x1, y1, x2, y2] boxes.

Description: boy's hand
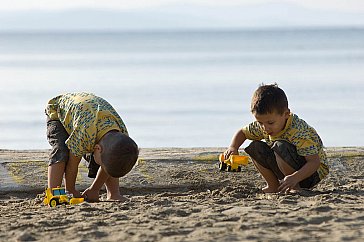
[[67, 189, 82, 198], [225, 129, 246, 159], [82, 187, 100, 202], [224, 147, 239, 160], [278, 174, 299, 193], [278, 154, 320, 193]]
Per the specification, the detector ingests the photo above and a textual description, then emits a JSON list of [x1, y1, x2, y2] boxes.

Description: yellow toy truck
[[43, 187, 84, 207], [219, 154, 249, 172]]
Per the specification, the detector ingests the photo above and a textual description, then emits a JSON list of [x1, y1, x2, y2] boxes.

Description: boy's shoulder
[[60, 92, 96, 102], [282, 113, 316, 140], [290, 113, 311, 130], [288, 113, 322, 144], [50, 93, 107, 111]]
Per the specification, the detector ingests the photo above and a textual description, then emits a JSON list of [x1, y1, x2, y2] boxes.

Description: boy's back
[[46, 92, 128, 157]]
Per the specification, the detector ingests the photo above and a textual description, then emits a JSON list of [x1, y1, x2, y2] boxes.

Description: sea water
[[0, 28, 363, 149]]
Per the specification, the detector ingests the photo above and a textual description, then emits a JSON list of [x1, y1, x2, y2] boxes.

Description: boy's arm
[[278, 154, 321, 192], [82, 167, 109, 202], [64, 152, 82, 197], [224, 129, 246, 159]]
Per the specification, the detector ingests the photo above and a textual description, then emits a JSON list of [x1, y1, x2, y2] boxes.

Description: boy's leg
[[48, 162, 66, 188], [46, 119, 70, 188], [274, 152, 300, 191], [274, 152, 297, 178], [104, 177, 127, 201], [253, 162, 280, 193], [272, 141, 321, 189], [245, 141, 284, 193]]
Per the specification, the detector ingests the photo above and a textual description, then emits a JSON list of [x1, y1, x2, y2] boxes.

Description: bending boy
[[45, 92, 139, 201], [225, 84, 329, 193]]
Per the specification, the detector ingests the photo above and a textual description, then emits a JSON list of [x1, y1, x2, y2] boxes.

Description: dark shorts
[[46, 119, 70, 165], [83, 153, 100, 178], [46, 118, 100, 178], [244, 140, 321, 189]]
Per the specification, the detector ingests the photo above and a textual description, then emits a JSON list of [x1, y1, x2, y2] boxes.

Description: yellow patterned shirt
[[242, 113, 329, 180], [45, 92, 128, 158]]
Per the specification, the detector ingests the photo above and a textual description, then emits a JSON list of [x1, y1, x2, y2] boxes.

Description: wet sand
[[0, 147, 364, 241]]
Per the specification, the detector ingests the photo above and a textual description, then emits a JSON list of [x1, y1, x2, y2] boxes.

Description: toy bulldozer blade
[[219, 154, 249, 172], [70, 197, 85, 205]]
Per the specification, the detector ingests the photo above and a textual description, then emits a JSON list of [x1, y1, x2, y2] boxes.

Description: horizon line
[[0, 25, 363, 34]]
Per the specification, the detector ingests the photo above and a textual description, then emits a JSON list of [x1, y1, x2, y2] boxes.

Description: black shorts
[[46, 118, 100, 178], [46, 119, 70, 165], [244, 140, 321, 189], [83, 153, 100, 178]]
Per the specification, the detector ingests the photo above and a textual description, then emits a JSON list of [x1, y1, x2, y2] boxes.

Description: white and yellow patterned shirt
[[242, 113, 329, 179], [45, 92, 128, 158]]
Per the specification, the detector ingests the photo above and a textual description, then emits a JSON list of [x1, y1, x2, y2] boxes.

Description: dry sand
[[0, 147, 364, 242]]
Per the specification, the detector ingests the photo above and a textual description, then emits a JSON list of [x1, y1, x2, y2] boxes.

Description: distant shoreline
[[1, 26, 364, 34]]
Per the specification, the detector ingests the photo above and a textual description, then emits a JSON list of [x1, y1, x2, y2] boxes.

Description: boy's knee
[[272, 140, 305, 171], [245, 140, 284, 179], [272, 140, 295, 155], [244, 141, 275, 168], [245, 141, 269, 154], [272, 141, 287, 160]]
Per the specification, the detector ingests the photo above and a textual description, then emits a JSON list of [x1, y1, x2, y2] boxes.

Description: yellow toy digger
[[219, 154, 249, 172], [43, 187, 84, 207]]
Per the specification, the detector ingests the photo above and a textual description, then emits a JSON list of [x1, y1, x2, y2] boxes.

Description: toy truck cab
[[44, 187, 70, 207], [43, 187, 84, 207], [219, 154, 249, 172]]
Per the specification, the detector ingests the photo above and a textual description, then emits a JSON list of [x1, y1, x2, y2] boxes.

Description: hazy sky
[[1, 0, 364, 13]]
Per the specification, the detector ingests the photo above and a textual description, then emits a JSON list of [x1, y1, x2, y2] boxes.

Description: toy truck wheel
[[227, 165, 232, 172], [237, 166, 242, 172], [219, 162, 227, 171], [49, 198, 58, 207]]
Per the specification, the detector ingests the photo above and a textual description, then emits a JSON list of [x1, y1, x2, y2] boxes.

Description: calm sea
[[0, 28, 363, 149]]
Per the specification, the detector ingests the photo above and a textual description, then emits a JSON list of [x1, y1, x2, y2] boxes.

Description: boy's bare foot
[[106, 194, 129, 202], [262, 186, 278, 193], [287, 186, 301, 194], [278, 185, 301, 194]]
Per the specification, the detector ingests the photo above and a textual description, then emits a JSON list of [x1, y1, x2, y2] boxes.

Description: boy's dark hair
[[251, 83, 288, 115], [99, 131, 139, 178]]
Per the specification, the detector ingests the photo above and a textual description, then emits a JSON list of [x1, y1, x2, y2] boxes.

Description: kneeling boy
[[224, 84, 329, 193]]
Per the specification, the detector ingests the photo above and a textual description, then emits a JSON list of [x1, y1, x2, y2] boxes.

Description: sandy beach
[[0, 147, 363, 242]]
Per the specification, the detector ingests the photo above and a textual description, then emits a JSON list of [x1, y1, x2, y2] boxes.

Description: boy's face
[[254, 110, 290, 137], [93, 145, 108, 174]]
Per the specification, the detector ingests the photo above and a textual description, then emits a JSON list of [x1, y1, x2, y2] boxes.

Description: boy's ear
[[284, 109, 290, 118], [94, 144, 102, 153]]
